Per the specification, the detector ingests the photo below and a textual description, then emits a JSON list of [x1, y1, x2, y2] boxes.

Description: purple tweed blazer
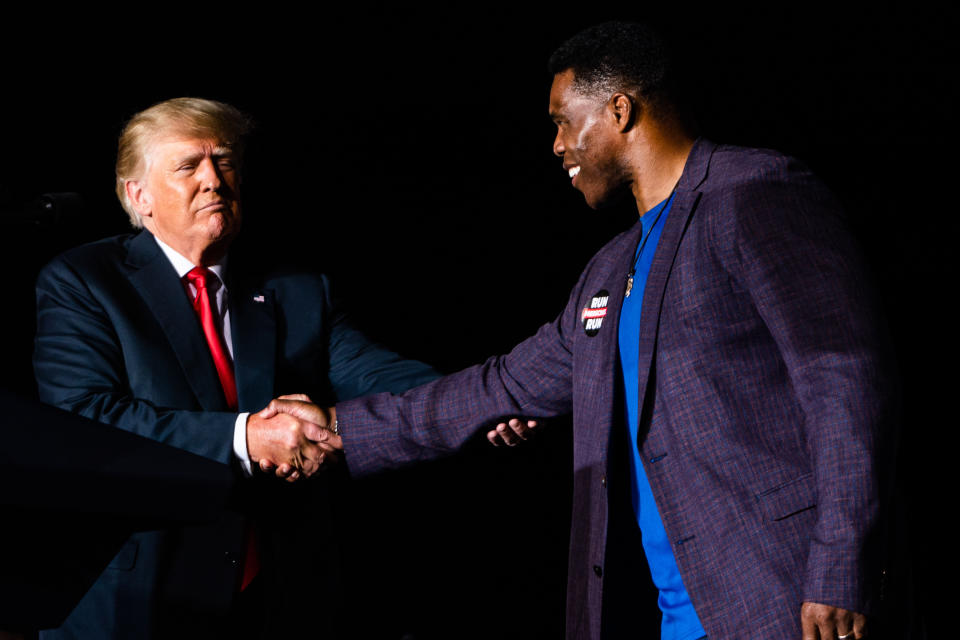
[[337, 139, 895, 639]]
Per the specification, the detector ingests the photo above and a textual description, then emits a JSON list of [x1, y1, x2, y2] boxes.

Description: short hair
[[548, 21, 676, 111], [115, 97, 252, 228]]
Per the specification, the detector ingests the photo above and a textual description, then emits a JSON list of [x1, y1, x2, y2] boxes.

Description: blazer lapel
[[572, 219, 644, 462], [228, 281, 276, 413], [600, 221, 644, 388], [124, 231, 229, 411], [635, 138, 715, 428]]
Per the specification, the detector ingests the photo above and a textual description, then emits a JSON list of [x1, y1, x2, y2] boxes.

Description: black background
[[1, 6, 953, 638]]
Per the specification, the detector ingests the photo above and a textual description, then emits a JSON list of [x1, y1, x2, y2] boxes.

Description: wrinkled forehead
[[152, 135, 232, 159], [139, 119, 238, 169]]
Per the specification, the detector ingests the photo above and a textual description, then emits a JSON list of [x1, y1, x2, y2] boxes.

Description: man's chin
[[205, 212, 241, 241], [583, 189, 627, 211]]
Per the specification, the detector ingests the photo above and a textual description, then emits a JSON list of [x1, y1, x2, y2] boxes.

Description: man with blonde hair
[[34, 97, 437, 638], [114, 97, 252, 230]]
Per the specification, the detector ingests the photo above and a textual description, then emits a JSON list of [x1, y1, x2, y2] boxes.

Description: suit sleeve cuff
[[234, 412, 253, 477]]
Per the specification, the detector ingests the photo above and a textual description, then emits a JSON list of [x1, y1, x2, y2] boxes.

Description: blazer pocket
[[106, 540, 138, 571], [755, 473, 816, 521]]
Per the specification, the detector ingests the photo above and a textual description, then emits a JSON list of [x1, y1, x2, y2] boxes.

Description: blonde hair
[[115, 97, 252, 227]]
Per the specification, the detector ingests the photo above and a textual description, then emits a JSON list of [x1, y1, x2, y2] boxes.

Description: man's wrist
[[329, 406, 338, 436]]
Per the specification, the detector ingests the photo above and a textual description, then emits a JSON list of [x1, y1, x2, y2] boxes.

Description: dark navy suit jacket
[[33, 230, 438, 639], [335, 139, 897, 639]]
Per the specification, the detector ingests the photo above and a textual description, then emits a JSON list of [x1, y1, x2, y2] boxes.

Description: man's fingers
[[837, 614, 854, 639], [801, 602, 866, 640], [258, 404, 278, 419], [506, 418, 528, 440], [512, 418, 539, 431], [272, 448, 334, 480], [301, 422, 344, 450], [800, 602, 819, 640], [487, 418, 540, 447], [509, 417, 539, 439], [835, 609, 860, 640], [259, 459, 277, 472], [258, 395, 313, 419], [300, 421, 326, 441], [300, 443, 323, 470], [853, 612, 867, 639], [495, 422, 518, 446], [811, 603, 834, 640], [817, 618, 834, 640], [269, 398, 326, 425], [301, 441, 344, 474], [304, 438, 340, 454]]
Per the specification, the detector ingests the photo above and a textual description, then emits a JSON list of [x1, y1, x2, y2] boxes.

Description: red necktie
[[185, 267, 237, 410], [184, 267, 259, 591]]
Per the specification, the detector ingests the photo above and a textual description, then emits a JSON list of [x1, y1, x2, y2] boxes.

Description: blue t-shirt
[[617, 194, 706, 640]]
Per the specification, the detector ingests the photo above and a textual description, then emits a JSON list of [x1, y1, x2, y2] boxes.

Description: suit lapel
[[228, 280, 276, 413], [124, 231, 229, 411], [571, 220, 643, 462], [634, 138, 715, 429], [599, 221, 644, 387]]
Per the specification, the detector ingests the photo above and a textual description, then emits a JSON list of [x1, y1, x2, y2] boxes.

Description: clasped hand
[[246, 394, 341, 482], [248, 393, 542, 482]]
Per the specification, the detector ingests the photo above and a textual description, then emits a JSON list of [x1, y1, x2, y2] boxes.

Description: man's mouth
[[199, 200, 228, 212], [568, 166, 581, 179]]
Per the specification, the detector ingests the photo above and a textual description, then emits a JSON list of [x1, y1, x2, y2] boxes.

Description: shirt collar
[[152, 233, 228, 287]]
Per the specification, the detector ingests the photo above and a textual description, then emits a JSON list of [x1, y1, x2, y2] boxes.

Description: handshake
[[245, 394, 340, 482], [245, 394, 539, 482]]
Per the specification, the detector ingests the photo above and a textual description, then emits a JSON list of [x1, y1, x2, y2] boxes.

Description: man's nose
[[553, 131, 564, 157], [197, 157, 222, 191]]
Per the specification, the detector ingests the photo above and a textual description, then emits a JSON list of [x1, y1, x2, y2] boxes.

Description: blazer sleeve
[[33, 258, 238, 465], [718, 157, 896, 613], [335, 263, 589, 475]]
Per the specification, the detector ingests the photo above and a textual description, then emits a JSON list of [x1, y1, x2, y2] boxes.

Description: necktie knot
[[185, 266, 214, 291]]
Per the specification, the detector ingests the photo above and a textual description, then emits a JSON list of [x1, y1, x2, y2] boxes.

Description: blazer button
[[224, 551, 240, 566], [601, 476, 607, 488], [593, 565, 603, 578]]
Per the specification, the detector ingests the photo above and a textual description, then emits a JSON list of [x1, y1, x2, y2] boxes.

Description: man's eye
[[177, 164, 195, 172], [217, 159, 235, 170]]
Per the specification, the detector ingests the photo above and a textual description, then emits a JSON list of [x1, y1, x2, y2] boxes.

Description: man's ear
[[125, 180, 152, 219], [608, 93, 637, 133]]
